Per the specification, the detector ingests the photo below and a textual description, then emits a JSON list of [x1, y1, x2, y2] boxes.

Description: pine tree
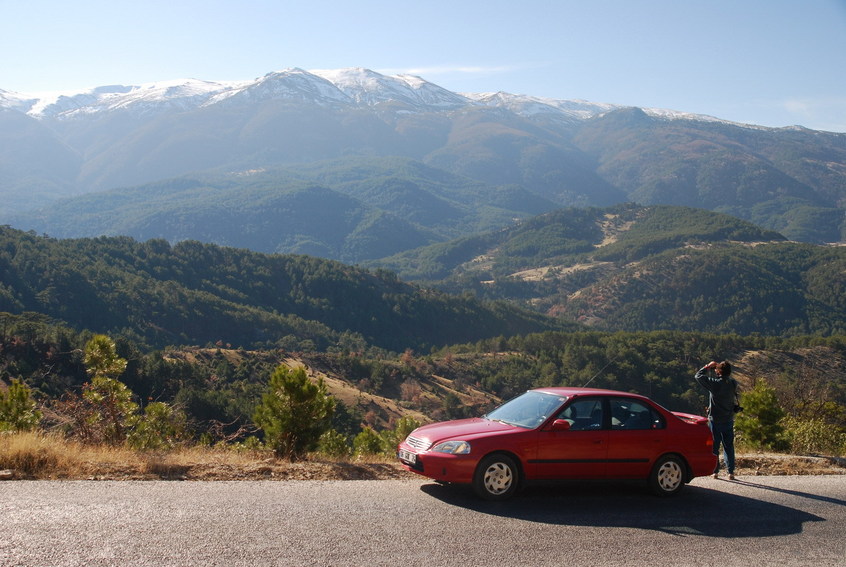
[[82, 335, 136, 444], [254, 365, 335, 460]]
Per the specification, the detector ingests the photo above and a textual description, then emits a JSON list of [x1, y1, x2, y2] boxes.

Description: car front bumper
[[397, 443, 478, 484]]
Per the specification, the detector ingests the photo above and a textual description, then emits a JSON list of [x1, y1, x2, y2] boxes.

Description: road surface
[[2, 476, 844, 566]]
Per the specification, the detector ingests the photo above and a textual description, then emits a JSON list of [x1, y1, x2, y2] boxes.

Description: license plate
[[398, 448, 417, 464]]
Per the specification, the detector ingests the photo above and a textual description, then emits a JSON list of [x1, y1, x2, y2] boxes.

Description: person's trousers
[[709, 419, 736, 474]]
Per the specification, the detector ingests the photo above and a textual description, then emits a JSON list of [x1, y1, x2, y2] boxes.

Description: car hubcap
[[658, 461, 682, 491], [483, 462, 513, 495]]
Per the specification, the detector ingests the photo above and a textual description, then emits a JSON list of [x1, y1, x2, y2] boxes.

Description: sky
[[2, 0, 845, 132]]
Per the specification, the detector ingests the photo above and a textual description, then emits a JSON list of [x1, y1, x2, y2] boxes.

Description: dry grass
[[0, 431, 141, 479], [2, 431, 843, 481], [0, 431, 411, 481]]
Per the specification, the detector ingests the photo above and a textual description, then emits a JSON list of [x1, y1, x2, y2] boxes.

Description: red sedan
[[397, 387, 717, 500]]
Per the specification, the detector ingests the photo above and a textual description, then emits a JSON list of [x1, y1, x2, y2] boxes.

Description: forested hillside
[[370, 204, 785, 280], [570, 108, 846, 243], [0, 227, 565, 352], [370, 204, 846, 336], [3, 158, 558, 262], [2, 312, 844, 454], [4, 204, 844, 349]]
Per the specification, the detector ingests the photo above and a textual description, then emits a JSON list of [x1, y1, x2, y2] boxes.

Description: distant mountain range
[[2, 67, 845, 253]]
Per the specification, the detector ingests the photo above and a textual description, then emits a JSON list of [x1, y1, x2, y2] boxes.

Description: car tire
[[649, 454, 686, 496], [473, 454, 519, 500]]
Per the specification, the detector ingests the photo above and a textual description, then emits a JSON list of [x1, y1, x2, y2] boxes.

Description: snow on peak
[[0, 88, 37, 113], [310, 68, 468, 108], [465, 91, 621, 121], [0, 67, 758, 129], [9, 78, 250, 119]]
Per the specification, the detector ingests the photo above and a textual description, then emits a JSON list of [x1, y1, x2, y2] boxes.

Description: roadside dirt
[[733, 453, 846, 477], [156, 460, 417, 482], [158, 453, 846, 481], [3, 453, 841, 481]]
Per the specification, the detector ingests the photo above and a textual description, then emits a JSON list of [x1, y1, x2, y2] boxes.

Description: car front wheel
[[473, 454, 519, 500], [649, 454, 686, 496]]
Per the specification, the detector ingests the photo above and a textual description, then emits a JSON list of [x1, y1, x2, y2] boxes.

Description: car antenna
[[581, 355, 619, 388]]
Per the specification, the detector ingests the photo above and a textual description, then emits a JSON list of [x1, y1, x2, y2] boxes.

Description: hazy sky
[[2, 0, 845, 131]]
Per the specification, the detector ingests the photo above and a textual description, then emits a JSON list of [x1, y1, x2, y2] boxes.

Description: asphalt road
[[2, 476, 844, 567]]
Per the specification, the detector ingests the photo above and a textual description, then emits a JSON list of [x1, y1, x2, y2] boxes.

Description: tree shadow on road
[[419, 480, 825, 538]]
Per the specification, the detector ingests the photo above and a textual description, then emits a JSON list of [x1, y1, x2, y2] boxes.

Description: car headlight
[[431, 440, 471, 454]]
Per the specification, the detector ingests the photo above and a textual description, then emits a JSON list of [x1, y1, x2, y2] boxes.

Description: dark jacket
[[694, 367, 738, 423]]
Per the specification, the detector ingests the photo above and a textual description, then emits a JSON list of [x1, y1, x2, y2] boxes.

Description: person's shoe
[[729, 474, 736, 480], [713, 472, 719, 479]]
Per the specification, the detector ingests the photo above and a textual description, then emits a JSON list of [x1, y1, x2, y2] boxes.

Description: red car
[[398, 387, 716, 500]]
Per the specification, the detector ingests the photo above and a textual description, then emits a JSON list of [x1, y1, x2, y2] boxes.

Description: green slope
[[0, 227, 569, 352], [369, 204, 846, 336]]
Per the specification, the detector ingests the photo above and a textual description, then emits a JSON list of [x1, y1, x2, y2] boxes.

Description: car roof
[[529, 387, 651, 401]]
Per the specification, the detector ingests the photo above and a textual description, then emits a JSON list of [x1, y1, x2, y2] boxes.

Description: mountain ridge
[[0, 67, 745, 127], [2, 67, 845, 248]]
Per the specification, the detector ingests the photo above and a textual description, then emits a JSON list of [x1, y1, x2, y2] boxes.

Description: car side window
[[610, 398, 664, 430], [558, 399, 604, 431]]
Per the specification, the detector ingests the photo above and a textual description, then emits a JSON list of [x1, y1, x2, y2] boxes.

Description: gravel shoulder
[[2, 452, 843, 482], [178, 453, 846, 481]]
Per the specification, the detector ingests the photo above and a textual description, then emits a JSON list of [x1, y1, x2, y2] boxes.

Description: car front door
[[531, 398, 609, 480]]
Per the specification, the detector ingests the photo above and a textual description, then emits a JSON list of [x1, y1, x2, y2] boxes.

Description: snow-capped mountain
[[1, 67, 625, 122], [2, 67, 742, 129], [1, 67, 844, 250], [5, 66, 749, 132]]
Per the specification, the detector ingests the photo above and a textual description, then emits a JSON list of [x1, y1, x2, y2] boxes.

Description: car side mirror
[[551, 419, 572, 431]]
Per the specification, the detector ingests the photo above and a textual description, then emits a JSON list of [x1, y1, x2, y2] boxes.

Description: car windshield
[[484, 391, 568, 429]]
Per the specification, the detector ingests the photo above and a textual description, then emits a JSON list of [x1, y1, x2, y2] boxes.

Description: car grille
[[405, 435, 431, 451]]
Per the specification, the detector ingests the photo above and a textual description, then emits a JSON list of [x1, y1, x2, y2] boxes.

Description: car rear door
[[606, 397, 666, 479]]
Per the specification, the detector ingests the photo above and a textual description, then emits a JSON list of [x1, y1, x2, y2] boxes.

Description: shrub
[[0, 379, 42, 432], [318, 429, 351, 458], [353, 427, 385, 456], [378, 416, 421, 452], [735, 379, 789, 451], [784, 416, 846, 456], [127, 402, 188, 450], [393, 416, 421, 441]]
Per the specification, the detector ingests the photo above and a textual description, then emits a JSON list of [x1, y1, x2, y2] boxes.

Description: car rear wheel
[[473, 454, 519, 500], [649, 454, 685, 496]]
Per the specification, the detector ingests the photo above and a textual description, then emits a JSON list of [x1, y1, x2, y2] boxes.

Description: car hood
[[410, 417, 519, 446]]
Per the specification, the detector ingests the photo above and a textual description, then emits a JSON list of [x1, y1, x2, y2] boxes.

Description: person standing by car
[[695, 360, 738, 480]]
